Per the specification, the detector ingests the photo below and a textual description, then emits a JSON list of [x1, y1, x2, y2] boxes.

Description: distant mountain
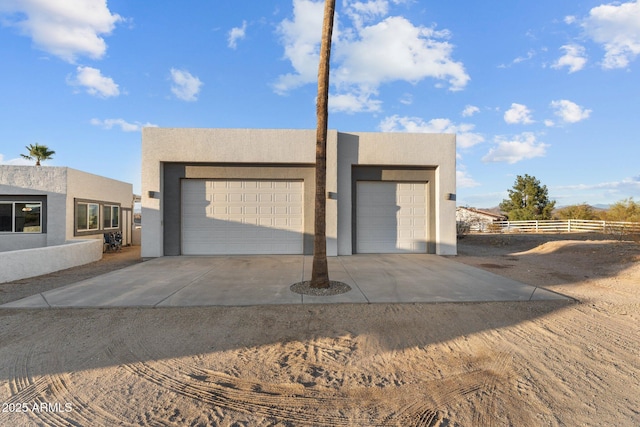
[[477, 206, 504, 215], [553, 204, 609, 211], [473, 204, 611, 215], [460, 203, 611, 215]]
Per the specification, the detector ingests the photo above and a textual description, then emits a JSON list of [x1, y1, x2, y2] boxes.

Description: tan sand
[[0, 234, 638, 426]]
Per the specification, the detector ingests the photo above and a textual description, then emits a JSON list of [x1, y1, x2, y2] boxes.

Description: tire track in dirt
[[2, 343, 126, 427], [480, 300, 640, 424], [471, 338, 514, 427], [103, 332, 492, 426]]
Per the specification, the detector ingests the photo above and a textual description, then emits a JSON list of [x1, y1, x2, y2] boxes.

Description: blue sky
[[1, 0, 639, 208]]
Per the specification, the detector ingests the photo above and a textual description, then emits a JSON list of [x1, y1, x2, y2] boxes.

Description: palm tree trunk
[[310, 0, 336, 289]]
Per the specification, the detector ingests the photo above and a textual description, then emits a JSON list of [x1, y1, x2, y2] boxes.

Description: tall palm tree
[[310, 0, 336, 289], [21, 143, 55, 166]]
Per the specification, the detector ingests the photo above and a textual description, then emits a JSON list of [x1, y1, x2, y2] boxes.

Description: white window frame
[[76, 202, 100, 231], [103, 204, 120, 229]]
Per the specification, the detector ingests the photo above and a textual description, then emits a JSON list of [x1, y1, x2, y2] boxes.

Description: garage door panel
[[356, 181, 427, 254], [182, 179, 303, 255]]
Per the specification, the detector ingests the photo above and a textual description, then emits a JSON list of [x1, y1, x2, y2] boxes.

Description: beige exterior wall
[[337, 132, 457, 255], [142, 128, 320, 257], [141, 128, 456, 257], [0, 166, 68, 249], [0, 165, 133, 252], [66, 168, 134, 242]]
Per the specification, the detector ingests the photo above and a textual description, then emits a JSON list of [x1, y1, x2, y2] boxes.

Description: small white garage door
[[181, 179, 304, 255], [356, 181, 427, 253]]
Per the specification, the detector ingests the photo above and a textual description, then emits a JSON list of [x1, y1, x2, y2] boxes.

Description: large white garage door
[[181, 179, 304, 255], [356, 181, 427, 253]]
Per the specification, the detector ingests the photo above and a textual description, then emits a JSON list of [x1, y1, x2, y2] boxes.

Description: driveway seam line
[[40, 293, 52, 308], [337, 257, 370, 303], [153, 268, 218, 307]]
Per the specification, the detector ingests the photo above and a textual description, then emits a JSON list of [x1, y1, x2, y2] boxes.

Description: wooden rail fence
[[484, 219, 640, 234]]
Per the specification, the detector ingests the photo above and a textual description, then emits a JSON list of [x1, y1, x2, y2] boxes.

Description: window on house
[[0, 202, 42, 233], [76, 202, 100, 231], [0, 203, 12, 232], [103, 205, 120, 229], [75, 200, 121, 234]]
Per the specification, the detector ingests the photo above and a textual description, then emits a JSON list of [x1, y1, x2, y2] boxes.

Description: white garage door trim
[[181, 179, 304, 255], [356, 181, 427, 253]]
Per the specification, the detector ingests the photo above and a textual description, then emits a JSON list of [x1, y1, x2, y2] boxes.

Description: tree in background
[[21, 143, 55, 166], [602, 198, 640, 222], [554, 203, 599, 220], [310, 0, 336, 289], [499, 174, 556, 220]]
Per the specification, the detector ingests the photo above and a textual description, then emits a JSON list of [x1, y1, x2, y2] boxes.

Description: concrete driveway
[[1, 254, 569, 308]]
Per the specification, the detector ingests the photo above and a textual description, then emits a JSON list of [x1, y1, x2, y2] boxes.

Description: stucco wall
[[142, 128, 323, 257], [66, 168, 134, 242], [0, 166, 68, 249], [337, 132, 457, 255], [141, 128, 456, 257], [0, 166, 133, 251], [0, 239, 103, 283]]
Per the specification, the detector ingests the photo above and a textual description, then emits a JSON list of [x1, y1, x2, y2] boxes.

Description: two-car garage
[[142, 128, 457, 257], [180, 178, 428, 255]]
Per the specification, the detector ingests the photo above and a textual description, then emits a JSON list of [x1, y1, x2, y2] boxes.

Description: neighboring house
[[456, 207, 506, 232], [142, 128, 457, 257], [0, 166, 134, 252]]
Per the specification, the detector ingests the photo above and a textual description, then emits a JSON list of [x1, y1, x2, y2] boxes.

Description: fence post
[[568, 219, 572, 232]]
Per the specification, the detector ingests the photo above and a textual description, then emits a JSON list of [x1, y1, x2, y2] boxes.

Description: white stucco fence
[[0, 239, 103, 283]]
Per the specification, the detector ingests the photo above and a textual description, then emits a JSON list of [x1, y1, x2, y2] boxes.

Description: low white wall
[[0, 239, 103, 283]]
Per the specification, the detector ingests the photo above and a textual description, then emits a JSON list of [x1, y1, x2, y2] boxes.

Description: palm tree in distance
[[310, 0, 336, 289], [21, 143, 55, 166]]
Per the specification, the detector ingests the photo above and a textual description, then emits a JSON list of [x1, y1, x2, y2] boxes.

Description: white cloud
[[482, 132, 549, 164], [499, 50, 537, 68], [379, 115, 484, 149], [90, 118, 157, 132], [513, 50, 536, 64], [399, 93, 413, 105], [330, 91, 382, 113], [462, 105, 480, 117], [582, 0, 640, 69], [274, 0, 469, 111], [0, 154, 31, 165], [273, 0, 325, 94], [0, 0, 123, 62], [228, 21, 247, 49], [457, 170, 480, 188], [553, 176, 640, 204], [170, 68, 203, 101], [343, 0, 389, 29], [564, 15, 577, 25], [552, 44, 587, 73], [504, 103, 534, 124], [69, 66, 120, 97], [550, 99, 592, 123], [555, 176, 640, 192], [334, 16, 469, 90]]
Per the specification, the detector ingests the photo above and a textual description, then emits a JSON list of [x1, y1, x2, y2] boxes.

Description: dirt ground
[[0, 234, 638, 426]]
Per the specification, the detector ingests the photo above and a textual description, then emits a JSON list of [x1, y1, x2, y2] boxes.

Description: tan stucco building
[[0, 165, 134, 252], [141, 128, 457, 258]]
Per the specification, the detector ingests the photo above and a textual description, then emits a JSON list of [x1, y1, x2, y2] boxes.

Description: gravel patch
[[290, 280, 352, 296]]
